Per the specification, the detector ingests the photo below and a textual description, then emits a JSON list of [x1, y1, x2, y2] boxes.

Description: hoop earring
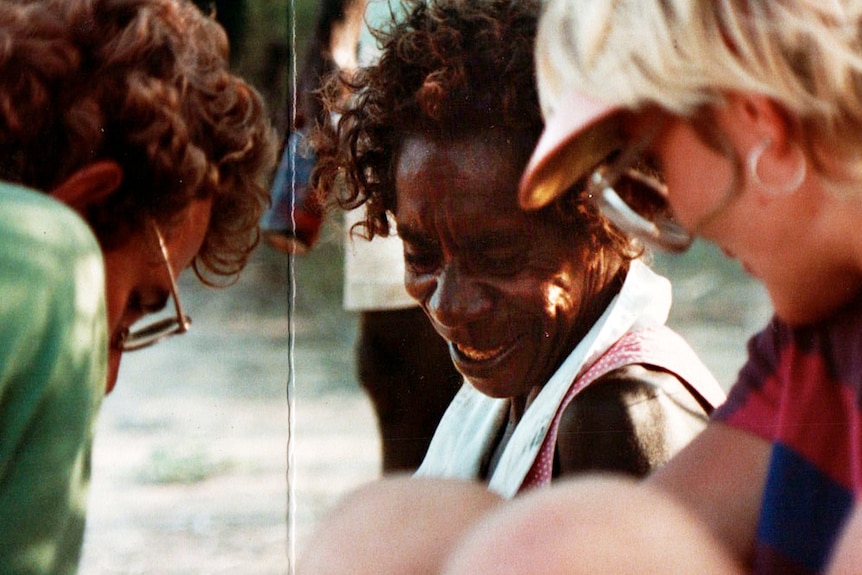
[[747, 138, 807, 196]]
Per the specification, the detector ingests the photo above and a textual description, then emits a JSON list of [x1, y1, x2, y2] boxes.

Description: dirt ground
[[78, 238, 384, 575], [76, 233, 773, 574]]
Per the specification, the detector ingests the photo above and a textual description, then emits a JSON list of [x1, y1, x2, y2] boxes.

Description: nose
[[425, 263, 492, 329]]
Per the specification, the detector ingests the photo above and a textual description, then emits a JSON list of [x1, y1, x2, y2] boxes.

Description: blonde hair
[[536, 0, 862, 181]]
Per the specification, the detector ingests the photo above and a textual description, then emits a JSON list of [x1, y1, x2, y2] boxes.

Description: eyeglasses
[[117, 223, 192, 352], [585, 125, 693, 252]]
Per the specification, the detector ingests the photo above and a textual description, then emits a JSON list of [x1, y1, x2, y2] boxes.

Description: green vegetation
[[232, 0, 320, 134], [195, 0, 292, 133]]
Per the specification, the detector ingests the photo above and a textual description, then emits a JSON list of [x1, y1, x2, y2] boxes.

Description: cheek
[[657, 127, 735, 229], [541, 273, 582, 324], [510, 262, 582, 326], [532, 251, 604, 340], [101, 246, 152, 342], [404, 271, 432, 303], [173, 198, 213, 266], [531, 243, 588, 315]]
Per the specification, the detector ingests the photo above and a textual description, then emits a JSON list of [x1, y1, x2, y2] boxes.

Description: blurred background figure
[[263, 0, 461, 472]]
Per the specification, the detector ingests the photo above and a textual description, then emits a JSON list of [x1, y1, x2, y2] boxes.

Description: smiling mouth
[[454, 342, 508, 362]]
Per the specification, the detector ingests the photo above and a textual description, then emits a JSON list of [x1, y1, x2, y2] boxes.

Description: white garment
[[342, 0, 417, 312], [342, 208, 416, 311], [415, 260, 674, 498]]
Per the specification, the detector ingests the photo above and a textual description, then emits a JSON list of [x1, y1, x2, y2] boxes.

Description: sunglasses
[[585, 125, 693, 252]]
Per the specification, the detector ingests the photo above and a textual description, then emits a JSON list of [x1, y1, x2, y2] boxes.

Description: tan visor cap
[[519, 93, 622, 210]]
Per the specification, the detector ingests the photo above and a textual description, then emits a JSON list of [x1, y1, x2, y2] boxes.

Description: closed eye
[[470, 234, 527, 276], [403, 243, 441, 275]]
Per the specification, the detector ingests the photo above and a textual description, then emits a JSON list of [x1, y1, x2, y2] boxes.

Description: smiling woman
[[311, 0, 724, 500], [393, 132, 608, 407]]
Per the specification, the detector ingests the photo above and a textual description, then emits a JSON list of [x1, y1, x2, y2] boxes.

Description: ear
[[722, 92, 796, 153], [50, 161, 124, 214]]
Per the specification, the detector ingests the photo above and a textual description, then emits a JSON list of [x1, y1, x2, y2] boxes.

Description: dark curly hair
[[0, 0, 277, 284], [313, 0, 640, 266]]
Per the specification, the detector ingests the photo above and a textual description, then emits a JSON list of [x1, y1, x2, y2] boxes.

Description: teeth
[[456, 343, 506, 361]]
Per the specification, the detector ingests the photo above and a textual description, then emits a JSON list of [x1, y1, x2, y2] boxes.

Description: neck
[[510, 385, 542, 424], [781, 178, 862, 324], [828, 184, 862, 304]]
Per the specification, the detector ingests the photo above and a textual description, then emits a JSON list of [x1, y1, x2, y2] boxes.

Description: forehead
[[393, 131, 581, 249], [158, 197, 213, 272], [395, 135, 517, 227], [399, 127, 525, 162]]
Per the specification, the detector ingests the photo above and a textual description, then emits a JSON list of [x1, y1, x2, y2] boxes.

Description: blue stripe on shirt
[[756, 443, 853, 574]]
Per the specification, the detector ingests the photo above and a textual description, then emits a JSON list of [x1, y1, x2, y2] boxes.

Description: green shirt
[[0, 182, 106, 575]]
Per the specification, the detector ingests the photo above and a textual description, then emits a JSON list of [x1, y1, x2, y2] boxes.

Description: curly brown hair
[[312, 0, 640, 265], [0, 0, 277, 284]]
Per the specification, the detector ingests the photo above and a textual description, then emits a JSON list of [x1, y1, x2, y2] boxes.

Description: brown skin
[[394, 131, 611, 417], [394, 129, 707, 477]]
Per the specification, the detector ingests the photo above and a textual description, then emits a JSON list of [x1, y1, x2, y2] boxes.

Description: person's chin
[[461, 364, 528, 400], [772, 297, 841, 327], [464, 376, 513, 399], [450, 341, 520, 394], [105, 351, 121, 395]]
